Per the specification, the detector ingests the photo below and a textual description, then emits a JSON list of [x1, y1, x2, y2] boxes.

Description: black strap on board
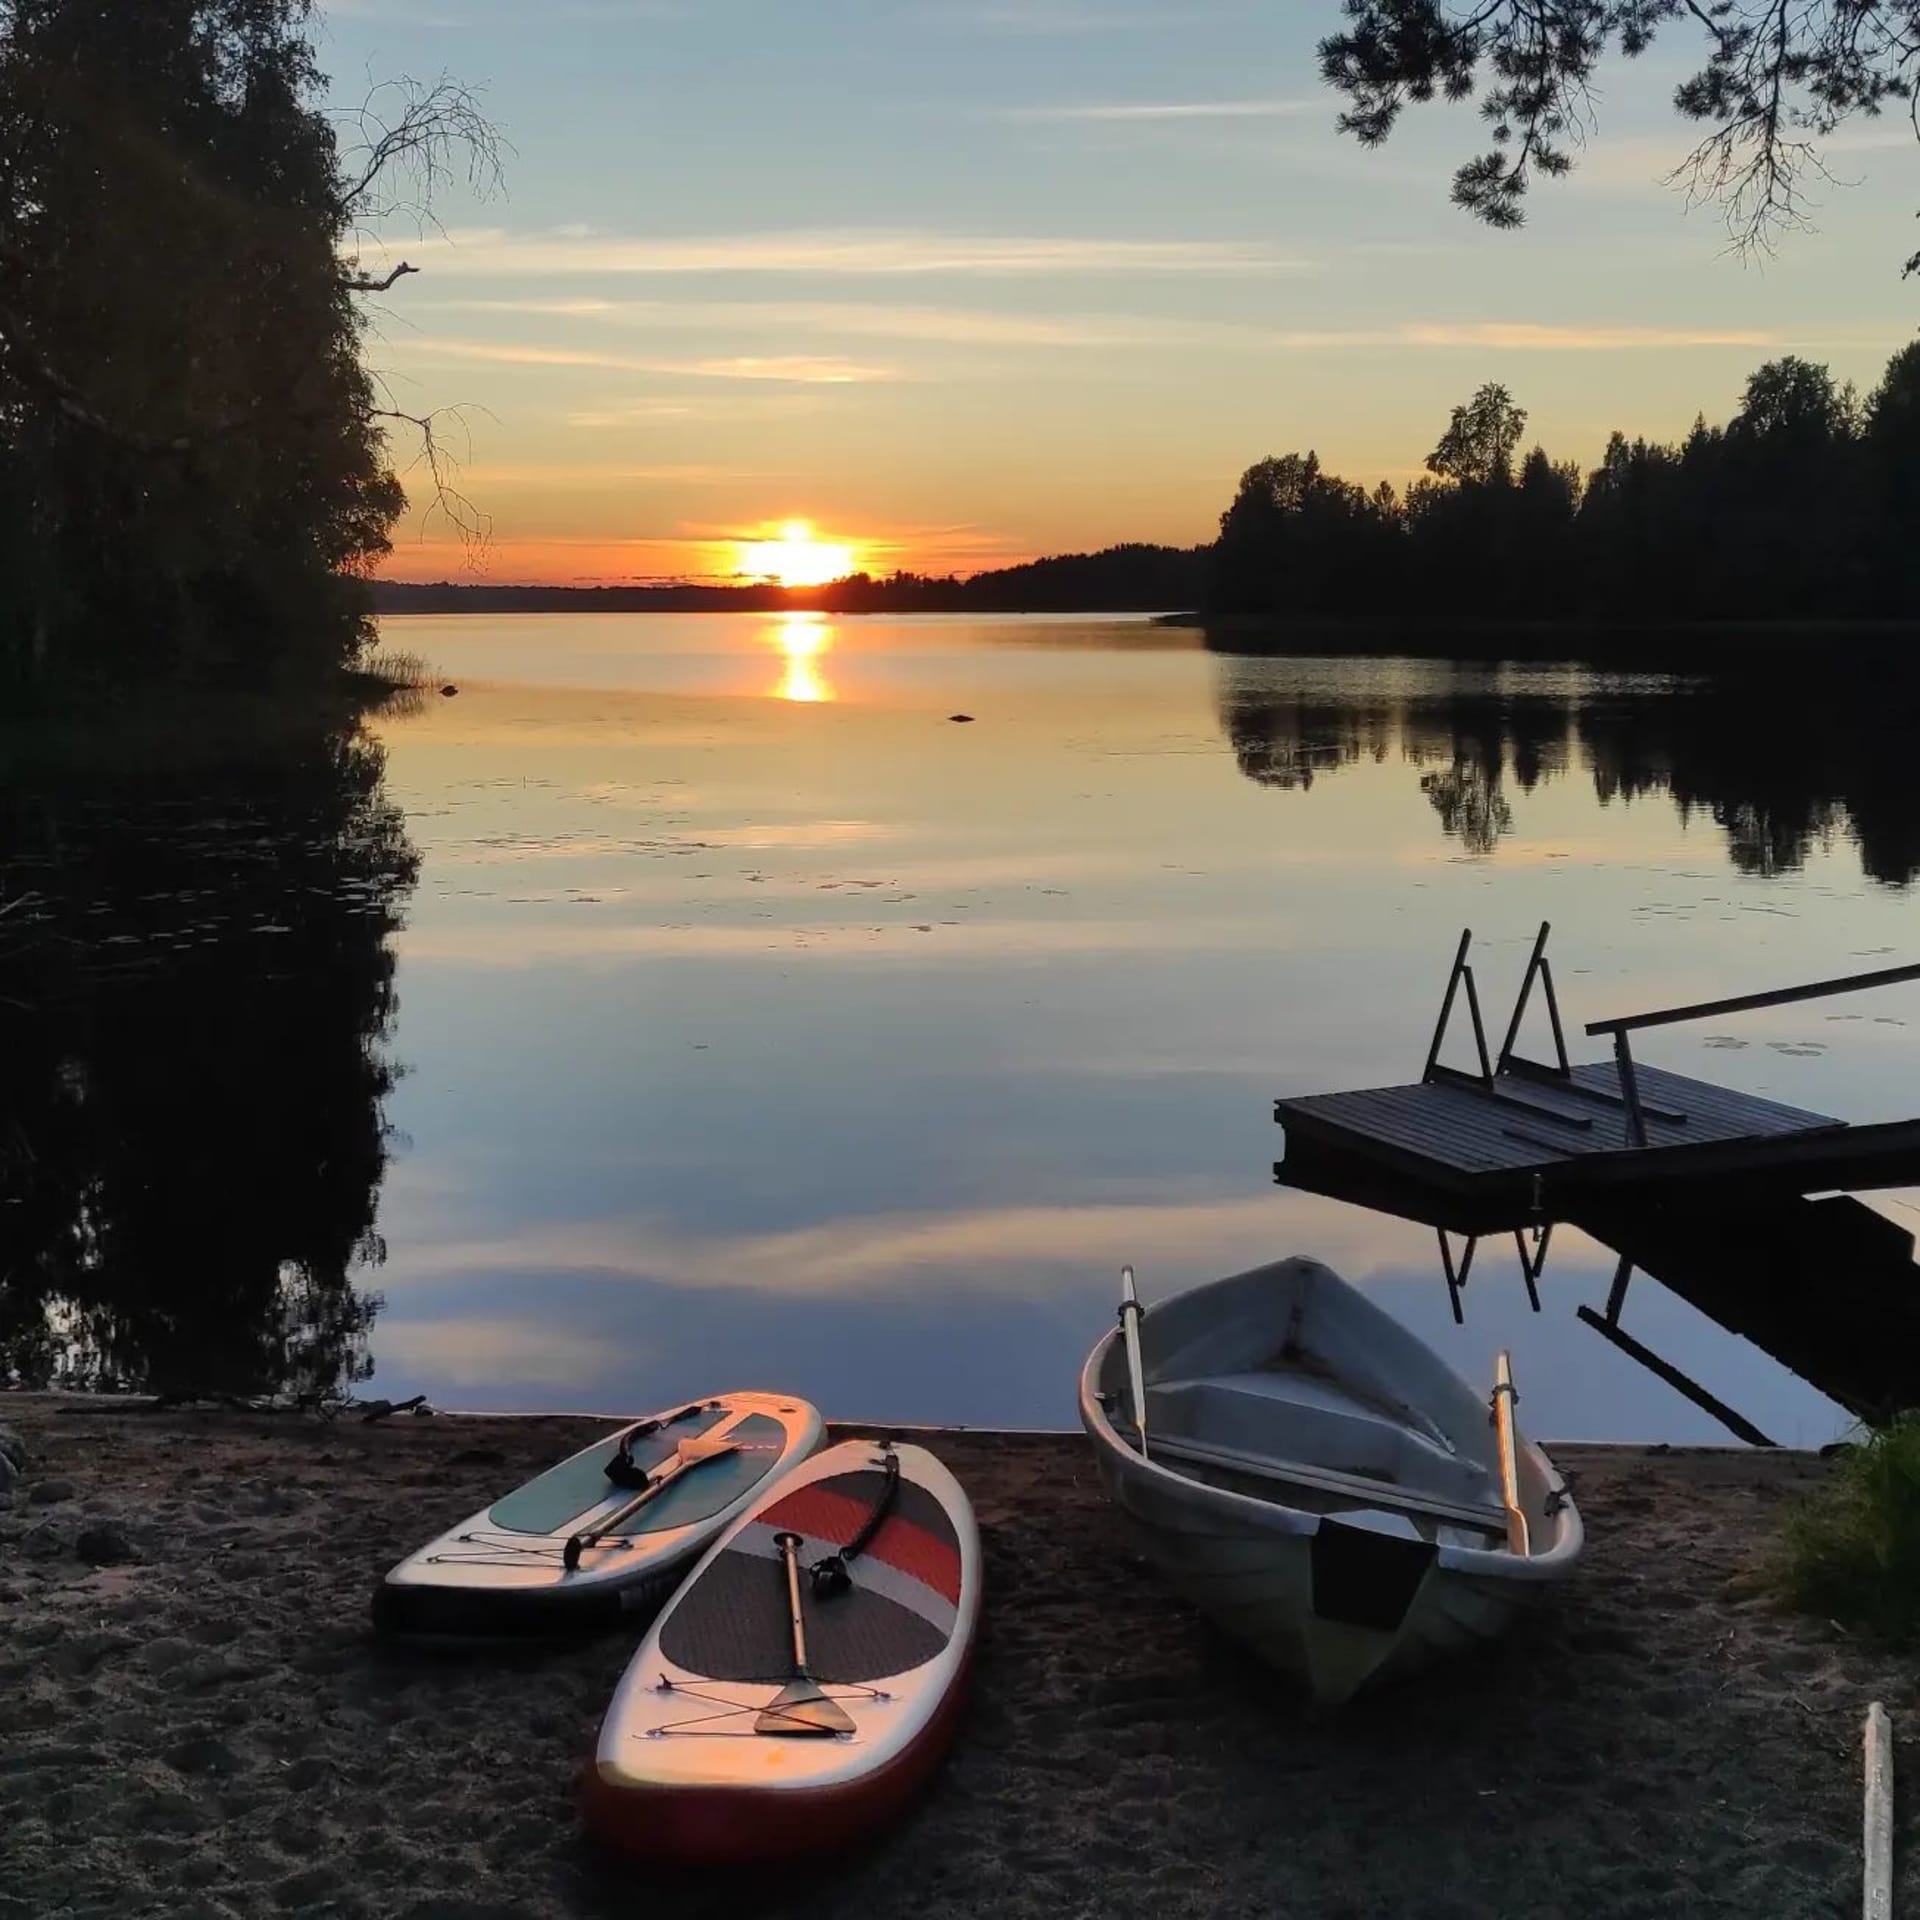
[[604, 1402, 708, 1486], [808, 1446, 902, 1600]]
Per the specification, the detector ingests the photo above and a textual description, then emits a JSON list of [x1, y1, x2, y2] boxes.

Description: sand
[[1, 1397, 1913, 1919]]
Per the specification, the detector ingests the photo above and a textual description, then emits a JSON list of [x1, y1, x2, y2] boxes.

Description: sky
[[318, 0, 1920, 584]]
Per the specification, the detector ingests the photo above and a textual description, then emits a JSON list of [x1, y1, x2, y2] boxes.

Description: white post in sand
[[1865, 1701, 1893, 1920]]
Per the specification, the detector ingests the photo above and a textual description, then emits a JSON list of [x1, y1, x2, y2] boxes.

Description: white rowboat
[[1079, 1258, 1581, 1703]]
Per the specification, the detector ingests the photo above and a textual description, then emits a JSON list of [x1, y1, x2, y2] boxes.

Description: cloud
[[564, 394, 832, 427], [371, 1316, 626, 1388], [452, 462, 779, 486], [392, 913, 1292, 968], [365, 225, 1309, 278], [426, 296, 1230, 348], [405, 336, 901, 382], [1000, 97, 1316, 123], [378, 1191, 1401, 1304], [1393, 322, 1775, 351], [917, 0, 1169, 33], [405, 305, 1767, 359]]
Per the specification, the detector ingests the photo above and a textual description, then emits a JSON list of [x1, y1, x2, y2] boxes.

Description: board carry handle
[[561, 1433, 741, 1571], [605, 1401, 712, 1485], [1490, 1351, 1531, 1557]]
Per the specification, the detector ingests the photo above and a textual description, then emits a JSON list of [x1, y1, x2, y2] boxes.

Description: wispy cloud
[[408, 301, 1762, 357], [917, 0, 1169, 33], [378, 1191, 1415, 1306], [1393, 322, 1774, 351], [1000, 97, 1316, 123], [453, 462, 776, 486], [564, 394, 832, 427], [425, 296, 1227, 348], [370, 225, 1310, 278], [406, 336, 901, 382]]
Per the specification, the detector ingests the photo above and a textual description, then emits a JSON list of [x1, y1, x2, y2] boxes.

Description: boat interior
[[1094, 1261, 1552, 1547], [1130, 1362, 1510, 1544]]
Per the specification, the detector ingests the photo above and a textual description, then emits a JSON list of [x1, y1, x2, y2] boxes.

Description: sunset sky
[[322, 0, 1920, 585]]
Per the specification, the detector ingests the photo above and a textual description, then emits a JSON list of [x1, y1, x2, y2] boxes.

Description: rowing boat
[[371, 1392, 824, 1639], [1078, 1258, 1581, 1702]]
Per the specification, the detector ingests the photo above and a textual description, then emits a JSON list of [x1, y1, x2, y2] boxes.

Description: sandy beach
[[1, 1397, 1912, 1918]]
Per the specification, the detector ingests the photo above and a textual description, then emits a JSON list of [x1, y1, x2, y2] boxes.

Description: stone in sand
[[76, 1523, 140, 1567], [28, 1478, 76, 1505]]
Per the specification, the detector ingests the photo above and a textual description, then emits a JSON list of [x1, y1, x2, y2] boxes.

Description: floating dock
[[1274, 925, 1920, 1218]]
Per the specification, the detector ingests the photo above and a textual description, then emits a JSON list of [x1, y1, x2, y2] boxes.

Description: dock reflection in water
[[1275, 1139, 1920, 1443]]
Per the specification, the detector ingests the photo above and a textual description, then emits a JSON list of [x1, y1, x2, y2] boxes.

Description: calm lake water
[[9, 612, 1920, 1445]]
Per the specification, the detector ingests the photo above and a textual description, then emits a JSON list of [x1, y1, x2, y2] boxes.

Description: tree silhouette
[[0, 717, 419, 1401], [1427, 383, 1528, 487], [0, 2, 500, 694], [1204, 341, 1920, 624], [1319, 1, 1920, 261], [1214, 654, 1920, 883]]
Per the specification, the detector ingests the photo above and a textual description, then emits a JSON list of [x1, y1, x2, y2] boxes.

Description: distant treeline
[[372, 541, 1208, 616], [383, 343, 1920, 631], [1209, 347, 1920, 623]]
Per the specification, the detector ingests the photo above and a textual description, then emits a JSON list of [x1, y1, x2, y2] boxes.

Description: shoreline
[[3, 1398, 1911, 1916], [14, 1393, 1792, 1451]]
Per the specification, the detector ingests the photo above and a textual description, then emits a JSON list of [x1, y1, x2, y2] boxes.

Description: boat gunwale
[[1076, 1280, 1582, 1581]]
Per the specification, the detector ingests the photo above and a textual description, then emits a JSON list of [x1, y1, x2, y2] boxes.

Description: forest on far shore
[[384, 343, 1920, 629]]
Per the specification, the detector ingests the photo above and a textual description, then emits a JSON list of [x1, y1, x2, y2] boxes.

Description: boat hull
[[1089, 1435, 1550, 1702]]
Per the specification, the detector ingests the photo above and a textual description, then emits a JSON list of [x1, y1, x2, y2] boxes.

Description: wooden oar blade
[[1491, 1349, 1532, 1556], [755, 1678, 855, 1738]]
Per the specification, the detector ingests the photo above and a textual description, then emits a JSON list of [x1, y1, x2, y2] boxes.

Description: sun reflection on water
[[772, 614, 835, 704]]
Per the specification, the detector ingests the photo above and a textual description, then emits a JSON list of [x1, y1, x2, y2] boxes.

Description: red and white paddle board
[[581, 1438, 981, 1866]]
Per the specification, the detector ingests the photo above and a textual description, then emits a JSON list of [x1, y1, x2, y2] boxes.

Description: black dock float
[[1274, 925, 1920, 1215]]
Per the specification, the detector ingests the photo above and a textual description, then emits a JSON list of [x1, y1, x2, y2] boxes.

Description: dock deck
[[1276, 1059, 1854, 1201], [1274, 926, 1920, 1213]]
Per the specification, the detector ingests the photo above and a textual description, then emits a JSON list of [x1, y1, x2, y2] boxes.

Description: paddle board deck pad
[[371, 1393, 826, 1640], [582, 1438, 982, 1866]]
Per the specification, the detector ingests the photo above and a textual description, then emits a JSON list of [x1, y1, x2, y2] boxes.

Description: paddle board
[[372, 1392, 825, 1640], [582, 1437, 981, 1865]]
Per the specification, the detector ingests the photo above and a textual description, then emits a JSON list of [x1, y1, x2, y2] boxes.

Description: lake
[[7, 612, 1920, 1445]]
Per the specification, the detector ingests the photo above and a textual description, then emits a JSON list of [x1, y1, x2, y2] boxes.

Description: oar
[[755, 1531, 855, 1737], [561, 1435, 739, 1571], [1119, 1264, 1150, 1459], [1490, 1350, 1531, 1556]]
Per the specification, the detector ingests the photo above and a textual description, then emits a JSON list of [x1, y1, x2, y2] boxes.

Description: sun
[[738, 519, 855, 589]]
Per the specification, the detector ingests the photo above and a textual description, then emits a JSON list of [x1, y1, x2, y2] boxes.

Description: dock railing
[[1585, 959, 1920, 1147]]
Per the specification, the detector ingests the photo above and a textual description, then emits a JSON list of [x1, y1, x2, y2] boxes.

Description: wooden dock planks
[[1274, 1059, 1853, 1201]]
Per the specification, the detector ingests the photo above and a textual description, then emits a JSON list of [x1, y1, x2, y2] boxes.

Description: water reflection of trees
[[1215, 657, 1920, 884], [0, 723, 418, 1401]]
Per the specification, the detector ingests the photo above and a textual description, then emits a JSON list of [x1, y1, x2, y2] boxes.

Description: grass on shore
[[1773, 1417, 1920, 1645]]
